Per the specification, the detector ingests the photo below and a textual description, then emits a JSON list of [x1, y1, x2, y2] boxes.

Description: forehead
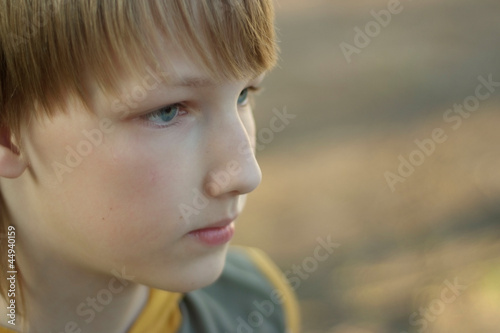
[[108, 39, 264, 94], [152, 35, 266, 84]]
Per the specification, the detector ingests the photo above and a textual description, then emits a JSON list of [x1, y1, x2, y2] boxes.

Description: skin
[[0, 45, 264, 332]]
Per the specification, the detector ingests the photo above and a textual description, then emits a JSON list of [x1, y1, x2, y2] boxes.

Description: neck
[[0, 240, 149, 333]]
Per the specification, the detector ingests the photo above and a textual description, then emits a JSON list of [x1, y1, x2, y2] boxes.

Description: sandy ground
[[233, 0, 500, 332]]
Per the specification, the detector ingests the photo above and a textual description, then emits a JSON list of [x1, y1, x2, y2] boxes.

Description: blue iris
[[147, 105, 179, 124], [238, 88, 249, 105]]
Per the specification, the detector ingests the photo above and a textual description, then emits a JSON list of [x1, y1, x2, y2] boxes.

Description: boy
[[0, 0, 300, 332]]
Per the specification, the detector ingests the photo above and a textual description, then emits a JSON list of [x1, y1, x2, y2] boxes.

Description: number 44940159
[[7, 225, 15, 269]]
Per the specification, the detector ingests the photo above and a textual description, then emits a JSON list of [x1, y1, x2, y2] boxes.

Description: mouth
[[187, 217, 237, 246]]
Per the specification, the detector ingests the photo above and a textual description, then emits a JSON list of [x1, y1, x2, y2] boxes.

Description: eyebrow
[[169, 77, 216, 88], [168, 73, 264, 88]]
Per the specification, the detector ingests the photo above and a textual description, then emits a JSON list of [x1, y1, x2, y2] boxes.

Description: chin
[[142, 245, 230, 293], [179, 245, 230, 292]]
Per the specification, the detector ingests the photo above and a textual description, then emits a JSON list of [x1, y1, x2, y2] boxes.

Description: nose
[[203, 110, 262, 198]]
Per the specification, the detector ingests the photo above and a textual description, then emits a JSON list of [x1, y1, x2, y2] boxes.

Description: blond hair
[[0, 0, 278, 320]]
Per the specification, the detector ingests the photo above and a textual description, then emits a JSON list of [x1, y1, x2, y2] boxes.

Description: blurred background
[[233, 0, 500, 332]]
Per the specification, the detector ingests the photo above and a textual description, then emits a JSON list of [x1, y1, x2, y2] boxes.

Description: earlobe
[[0, 128, 28, 178]]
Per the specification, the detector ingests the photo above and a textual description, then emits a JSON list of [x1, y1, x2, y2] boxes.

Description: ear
[[0, 127, 28, 178]]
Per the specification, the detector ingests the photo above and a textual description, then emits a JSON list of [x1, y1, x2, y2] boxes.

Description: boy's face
[[11, 45, 264, 291]]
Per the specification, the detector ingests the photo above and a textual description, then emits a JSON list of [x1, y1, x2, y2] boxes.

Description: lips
[[187, 216, 237, 246]]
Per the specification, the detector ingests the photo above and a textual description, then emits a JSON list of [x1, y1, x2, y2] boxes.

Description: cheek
[[73, 141, 189, 249], [25, 114, 194, 259], [83, 133, 205, 264]]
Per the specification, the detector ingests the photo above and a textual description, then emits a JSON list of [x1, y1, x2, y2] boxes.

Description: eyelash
[[239, 86, 261, 106], [139, 86, 261, 129]]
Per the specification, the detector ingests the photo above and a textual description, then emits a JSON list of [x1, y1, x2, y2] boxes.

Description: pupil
[[161, 107, 177, 121]]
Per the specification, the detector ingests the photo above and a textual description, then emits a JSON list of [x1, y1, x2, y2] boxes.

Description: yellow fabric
[[127, 288, 183, 333], [241, 247, 302, 333], [0, 247, 300, 333], [0, 289, 182, 333]]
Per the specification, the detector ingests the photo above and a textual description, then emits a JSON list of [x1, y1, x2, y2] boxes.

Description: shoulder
[[177, 246, 301, 333]]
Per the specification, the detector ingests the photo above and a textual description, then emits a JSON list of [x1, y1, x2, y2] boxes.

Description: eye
[[237, 88, 250, 106], [141, 104, 183, 127], [237, 86, 261, 106]]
